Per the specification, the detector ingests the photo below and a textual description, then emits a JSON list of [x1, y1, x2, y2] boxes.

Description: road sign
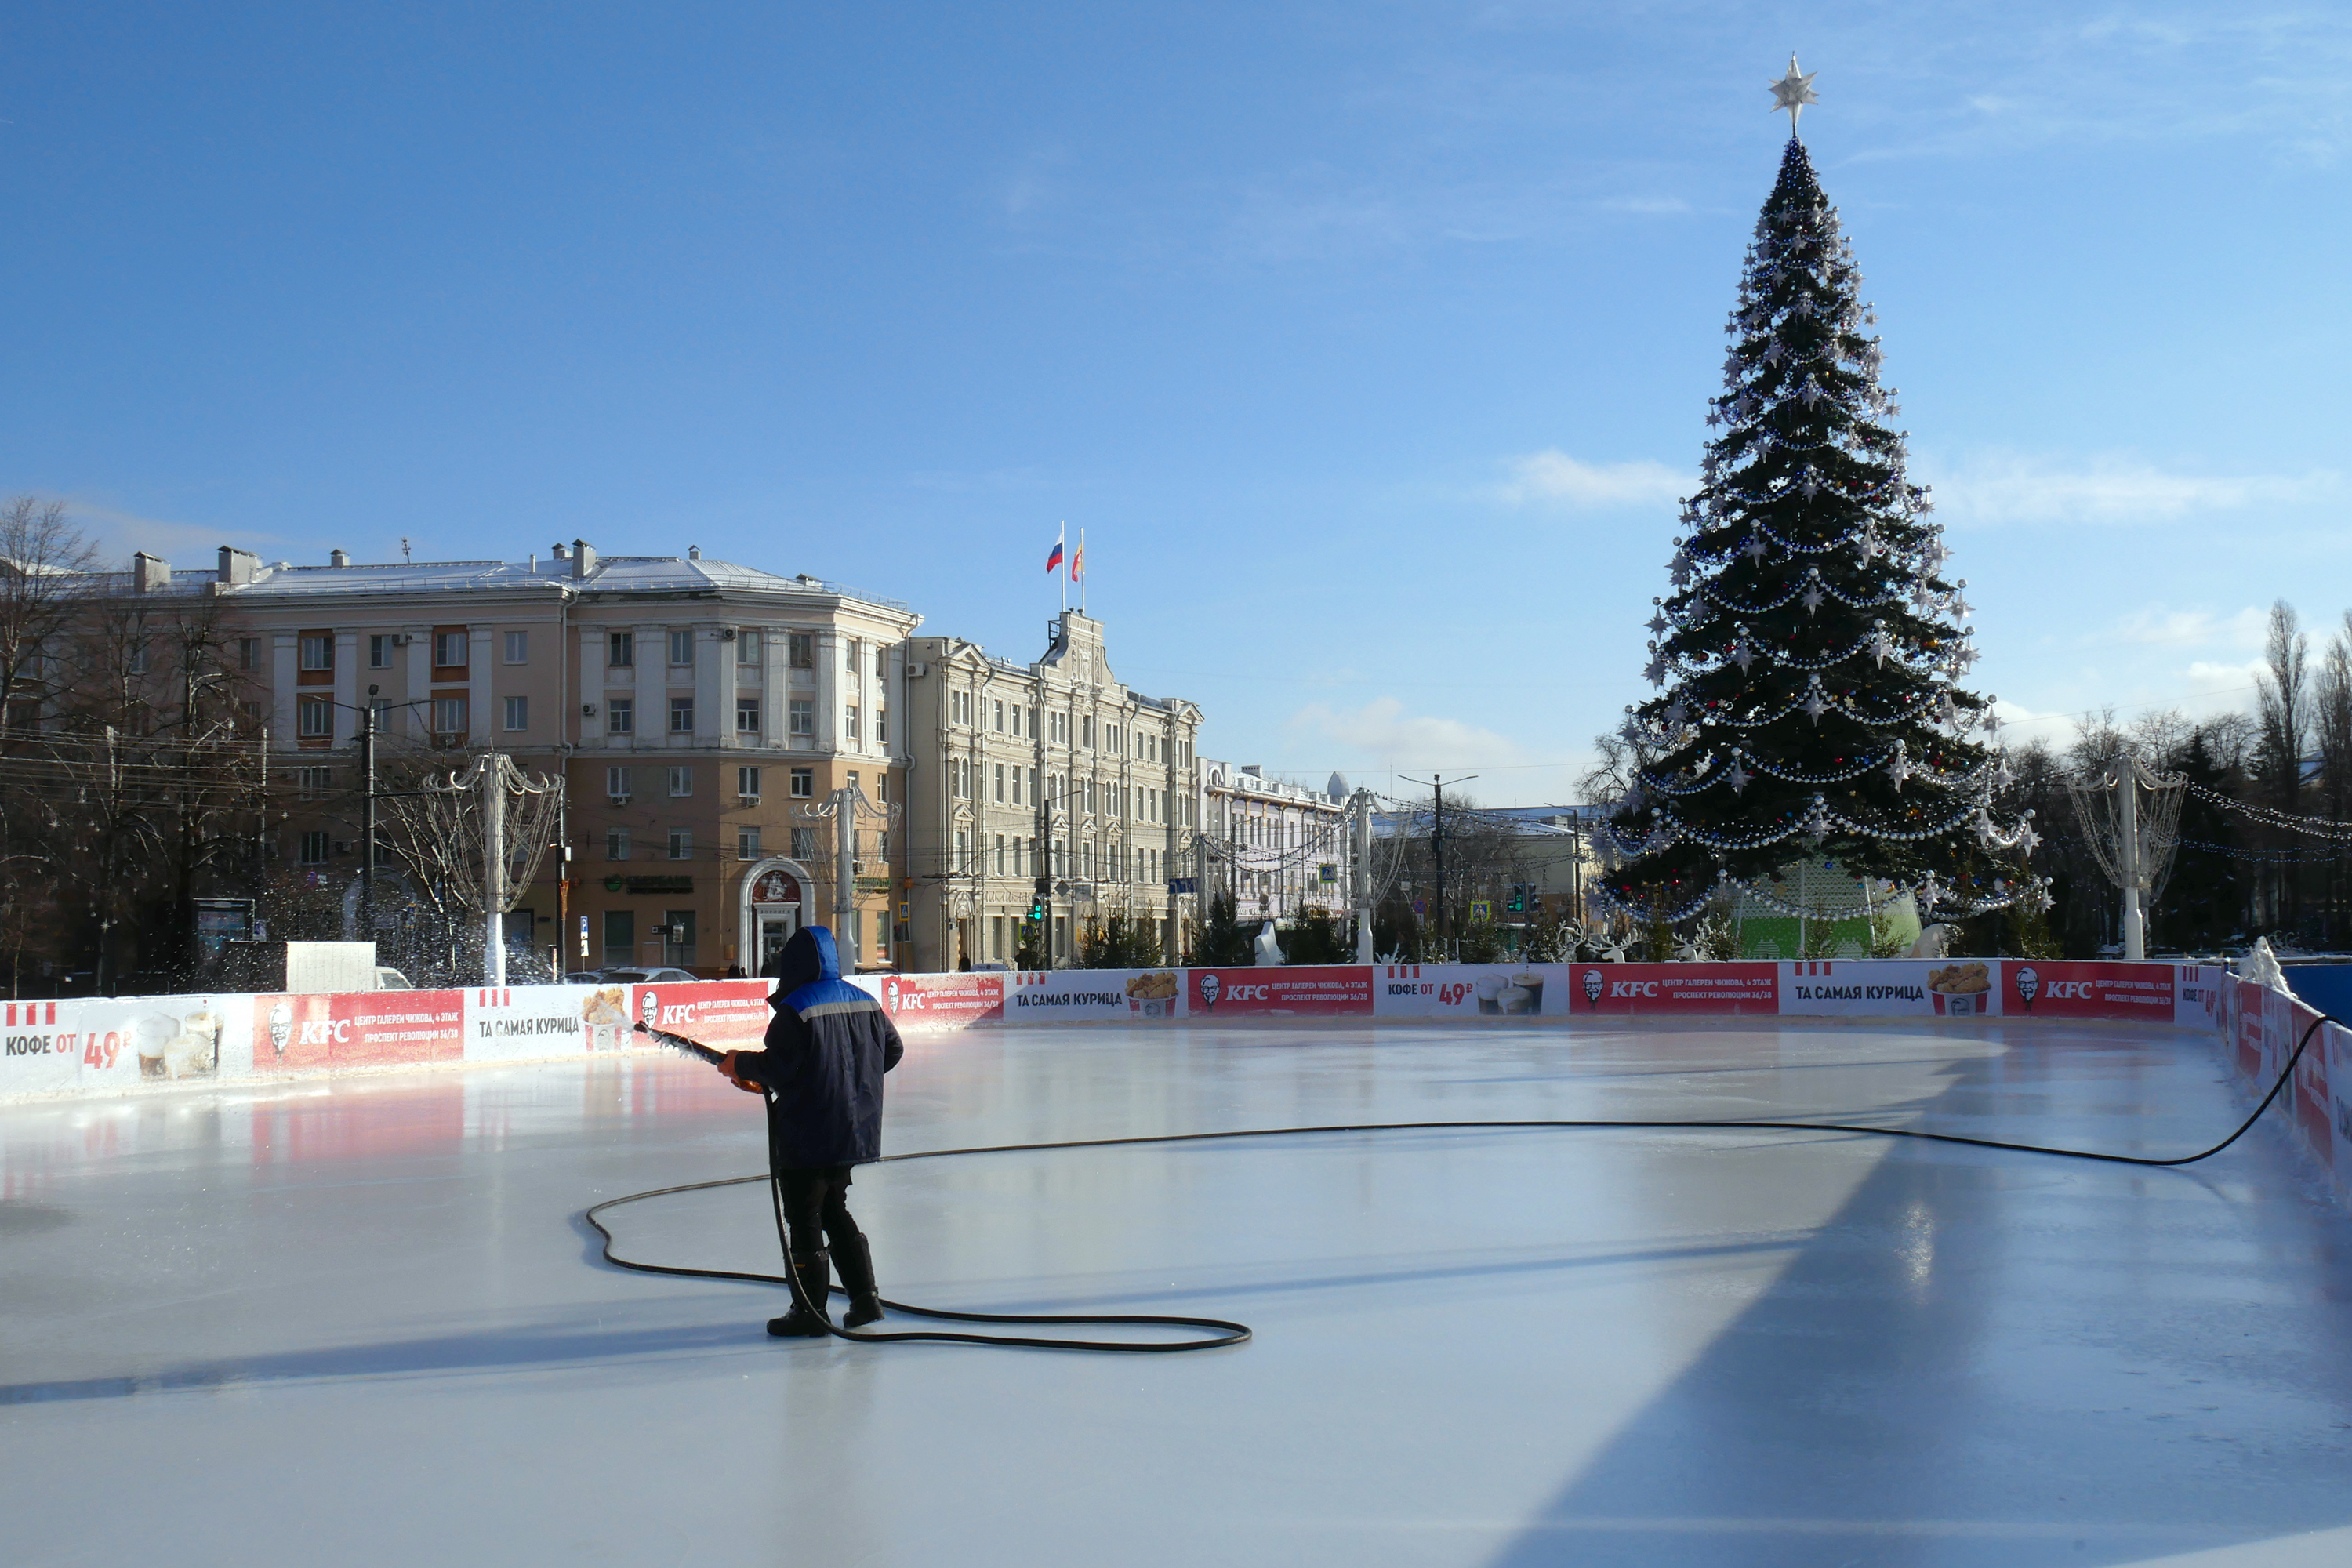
[[1411, 899, 1427, 916], [1469, 900, 1492, 924]]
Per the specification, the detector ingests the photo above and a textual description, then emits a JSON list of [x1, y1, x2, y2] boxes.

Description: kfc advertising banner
[[875, 972, 1006, 1029], [465, 985, 630, 1063], [1189, 965, 1372, 1018], [252, 990, 463, 1071], [1010, 968, 1181, 1022], [2, 994, 252, 1094], [1570, 963, 1780, 1016], [1374, 964, 1558, 1018], [2001, 961, 2174, 1022], [1780, 960, 2000, 1018], [633, 978, 774, 1048]]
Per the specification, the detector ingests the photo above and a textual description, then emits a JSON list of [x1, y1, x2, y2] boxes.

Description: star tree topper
[[1769, 55, 1820, 137]]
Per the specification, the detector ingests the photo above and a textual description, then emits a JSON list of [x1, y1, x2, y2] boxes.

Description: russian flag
[[1044, 531, 1065, 574]]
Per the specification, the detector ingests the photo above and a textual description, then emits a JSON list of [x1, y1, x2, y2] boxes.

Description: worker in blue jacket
[[719, 925, 904, 1337]]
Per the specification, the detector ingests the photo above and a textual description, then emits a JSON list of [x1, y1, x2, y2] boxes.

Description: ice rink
[[7, 1016, 2352, 1567]]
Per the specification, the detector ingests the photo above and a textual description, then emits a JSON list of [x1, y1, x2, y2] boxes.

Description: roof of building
[[71, 549, 915, 616]]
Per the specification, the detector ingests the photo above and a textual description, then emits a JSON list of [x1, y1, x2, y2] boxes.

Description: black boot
[[833, 1229, 884, 1328], [765, 1250, 832, 1338]]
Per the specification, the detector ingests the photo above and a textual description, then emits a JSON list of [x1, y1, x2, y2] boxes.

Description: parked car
[[373, 967, 413, 991], [561, 971, 607, 984], [596, 967, 701, 985]]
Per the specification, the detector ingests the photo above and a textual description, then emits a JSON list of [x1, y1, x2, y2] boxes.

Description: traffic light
[[1505, 885, 1526, 913], [1029, 898, 1047, 922]]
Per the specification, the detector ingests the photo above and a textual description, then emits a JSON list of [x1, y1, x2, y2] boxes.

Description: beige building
[[1199, 761, 1353, 920], [195, 541, 920, 975], [900, 611, 1202, 970]]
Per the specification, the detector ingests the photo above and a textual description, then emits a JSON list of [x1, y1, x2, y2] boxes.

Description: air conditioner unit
[[720, 628, 737, 642], [581, 703, 597, 717], [430, 733, 463, 749], [390, 634, 412, 647], [906, 662, 929, 677], [608, 793, 632, 806], [332, 840, 352, 856]]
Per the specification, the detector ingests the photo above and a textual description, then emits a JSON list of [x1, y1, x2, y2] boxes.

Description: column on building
[[815, 630, 840, 753], [695, 623, 724, 746], [403, 626, 431, 741], [271, 632, 298, 742], [633, 622, 663, 757], [332, 630, 359, 746], [467, 625, 494, 746]]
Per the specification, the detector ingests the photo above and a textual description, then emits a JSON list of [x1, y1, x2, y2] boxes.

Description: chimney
[[572, 539, 596, 579], [132, 552, 171, 593], [552, 543, 570, 561], [329, 548, 350, 568], [217, 546, 260, 586], [687, 545, 701, 561]]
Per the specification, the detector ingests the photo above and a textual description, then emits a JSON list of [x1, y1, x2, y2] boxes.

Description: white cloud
[[1285, 695, 1527, 772], [59, 500, 288, 566], [1926, 452, 2337, 526], [2104, 604, 2268, 649], [1493, 449, 1688, 509]]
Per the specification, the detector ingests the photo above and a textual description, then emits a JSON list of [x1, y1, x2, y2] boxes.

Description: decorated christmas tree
[[1597, 94, 2042, 934]]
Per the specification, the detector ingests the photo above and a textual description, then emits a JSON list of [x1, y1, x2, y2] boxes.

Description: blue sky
[[3, 3, 2347, 804]]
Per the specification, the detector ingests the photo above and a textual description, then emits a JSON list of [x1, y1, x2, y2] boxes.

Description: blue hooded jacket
[[731, 926, 904, 1168]]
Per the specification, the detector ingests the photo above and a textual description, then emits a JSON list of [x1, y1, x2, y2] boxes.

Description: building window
[[668, 766, 693, 797], [239, 637, 260, 670], [993, 699, 1004, 732], [608, 630, 634, 668], [670, 696, 694, 733], [790, 767, 813, 798], [607, 698, 633, 735], [845, 637, 859, 672], [668, 829, 692, 861], [993, 763, 1004, 803], [299, 633, 334, 672], [788, 633, 813, 669], [297, 696, 332, 739], [606, 766, 633, 800], [737, 766, 761, 801], [368, 634, 393, 668], [738, 826, 761, 860], [956, 829, 967, 872], [607, 827, 630, 860], [877, 707, 887, 745], [433, 630, 467, 669], [503, 695, 528, 731], [736, 697, 760, 736], [792, 826, 816, 859], [503, 630, 528, 664], [432, 695, 466, 736], [789, 699, 813, 739], [668, 629, 694, 667], [298, 830, 330, 865], [737, 629, 760, 663], [844, 705, 860, 742], [602, 909, 633, 961], [296, 766, 333, 798], [995, 834, 1006, 875]]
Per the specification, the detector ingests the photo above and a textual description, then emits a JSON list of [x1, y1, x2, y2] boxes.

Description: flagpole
[[1079, 528, 1087, 615], [1059, 523, 1068, 615]]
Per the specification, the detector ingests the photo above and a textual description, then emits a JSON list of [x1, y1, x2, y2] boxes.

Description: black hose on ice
[[586, 1012, 2329, 1353]]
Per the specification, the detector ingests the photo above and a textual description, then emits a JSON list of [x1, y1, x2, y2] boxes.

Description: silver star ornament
[[1770, 56, 1820, 137]]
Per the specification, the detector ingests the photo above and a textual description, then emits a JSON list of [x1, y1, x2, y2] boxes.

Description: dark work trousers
[[776, 1165, 857, 1258]]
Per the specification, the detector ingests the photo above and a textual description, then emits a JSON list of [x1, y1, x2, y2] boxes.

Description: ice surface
[[5, 1018, 2352, 1566]]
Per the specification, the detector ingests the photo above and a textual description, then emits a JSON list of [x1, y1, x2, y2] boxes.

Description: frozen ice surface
[[6, 1018, 2352, 1567]]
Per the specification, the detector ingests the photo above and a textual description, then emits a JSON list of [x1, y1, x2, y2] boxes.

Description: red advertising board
[[2003, 961, 2175, 1021], [877, 972, 1006, 1029], [250, 990, 463, 1070], [1189, 966, 1372, 1018], [633, 978, 774, 1047], [1570, 963, 1780, 1015]]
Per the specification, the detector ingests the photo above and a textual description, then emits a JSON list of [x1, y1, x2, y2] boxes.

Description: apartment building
[[899, 611, 1202, 970], [196, 541, 920, 975], [1199, 761, 1353, 920]]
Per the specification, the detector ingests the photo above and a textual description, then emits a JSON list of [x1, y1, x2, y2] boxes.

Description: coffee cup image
[[1509, 972, 1545, 1014], [1474, 974, 1508, 1014], [134, 1013, 179, 1078]]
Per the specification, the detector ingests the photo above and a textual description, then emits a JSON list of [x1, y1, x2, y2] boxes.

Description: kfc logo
[[2013, 966, 2040, 1009], [1196, 971, 1222, 1011], [883, 975, 902, 1012], [640, 989, 661, 1028], [267, 1001, 292, 1057], [1581, 969, 1605, 1009]]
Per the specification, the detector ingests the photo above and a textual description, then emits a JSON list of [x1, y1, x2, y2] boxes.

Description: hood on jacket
[[766, 925, 840, 1004]]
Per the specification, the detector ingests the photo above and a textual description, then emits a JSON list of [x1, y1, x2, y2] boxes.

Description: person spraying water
[[714, 925, 903, 1337]]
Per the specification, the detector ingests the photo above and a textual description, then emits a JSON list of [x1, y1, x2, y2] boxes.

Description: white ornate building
[[1198, 761, 1352, 920], [899, 612, 1203, 969]]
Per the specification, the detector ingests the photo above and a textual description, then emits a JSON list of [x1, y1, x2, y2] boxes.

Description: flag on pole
[[1044, 528, 1064, 574], [1070, 534, 1085, 583]]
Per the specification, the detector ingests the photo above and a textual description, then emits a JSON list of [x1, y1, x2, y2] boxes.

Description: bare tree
[[2254, 599, 2310, 811], [0, 497, 99, 733]]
